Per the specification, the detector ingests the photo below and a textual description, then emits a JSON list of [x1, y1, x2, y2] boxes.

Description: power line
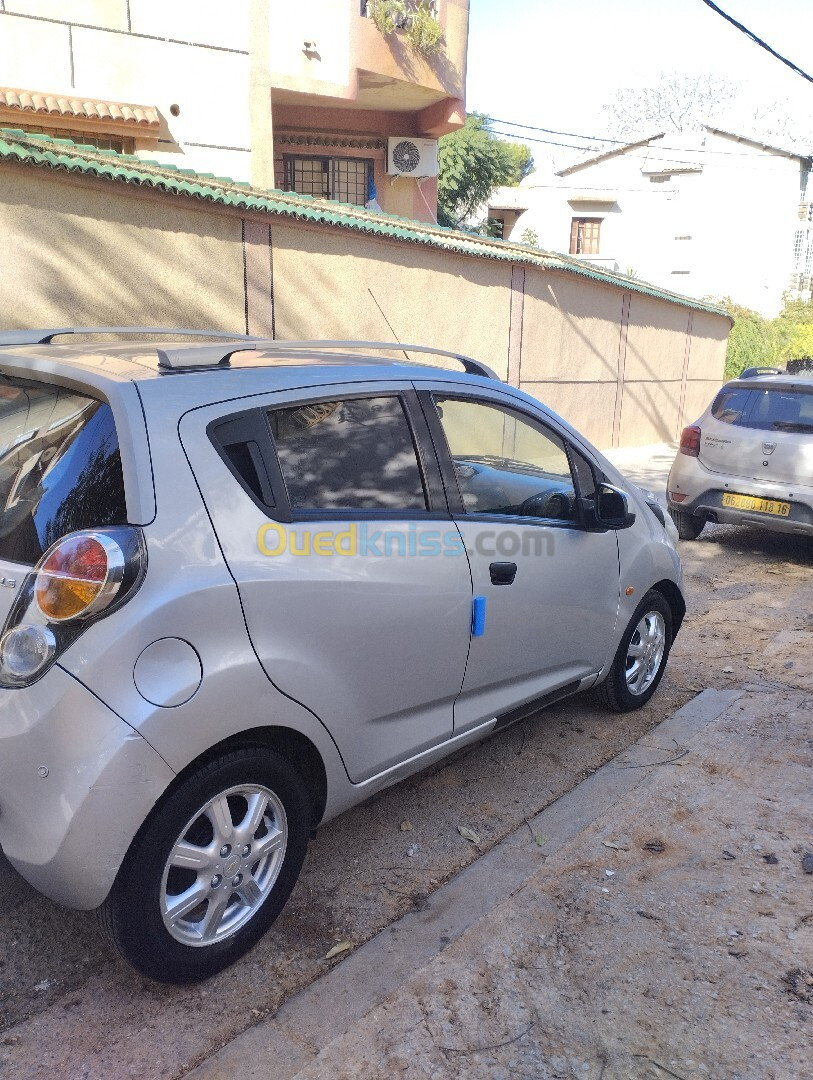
[[488, 125, 810, 161], [698, 0, 813, 85], [486, 117, 627, 145]]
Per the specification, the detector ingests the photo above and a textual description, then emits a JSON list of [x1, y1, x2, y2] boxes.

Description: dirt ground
[[1, 498, 812, 1078]]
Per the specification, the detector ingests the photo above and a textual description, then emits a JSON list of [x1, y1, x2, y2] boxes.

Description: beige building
[[0, 0, 467, 223], [0, 129, 730, 448]]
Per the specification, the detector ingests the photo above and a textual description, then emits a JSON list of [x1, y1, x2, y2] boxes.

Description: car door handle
[[489, 561, 517, 585]]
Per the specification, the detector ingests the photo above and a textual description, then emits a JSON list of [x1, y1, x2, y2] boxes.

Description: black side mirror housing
[[594, 483, 636, 530]]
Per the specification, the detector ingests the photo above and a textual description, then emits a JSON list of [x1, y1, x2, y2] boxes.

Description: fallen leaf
[[323, 941, 352, 961], [457, 825, 481, 846], [602, 841, 629, 851], [534, 833, 548, 847], [399, 820, 413, 832]]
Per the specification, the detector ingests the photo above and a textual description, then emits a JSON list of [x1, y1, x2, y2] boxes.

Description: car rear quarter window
[[267, 396, 428, 512], [711, 387, 752, 425], [0, 377, 126, 565]]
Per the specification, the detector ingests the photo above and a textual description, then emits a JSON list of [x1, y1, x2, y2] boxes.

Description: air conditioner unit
[[387, 137, 439, 178]]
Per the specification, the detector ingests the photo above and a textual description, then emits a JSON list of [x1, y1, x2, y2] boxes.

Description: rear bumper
[[668, 458, 813, 535], [0, 665, 175, 909], [667, 489, 813, 535]]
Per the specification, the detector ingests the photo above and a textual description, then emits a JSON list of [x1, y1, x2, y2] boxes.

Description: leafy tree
[[437, 113, 533, 229], [714, 296, 813, 379]]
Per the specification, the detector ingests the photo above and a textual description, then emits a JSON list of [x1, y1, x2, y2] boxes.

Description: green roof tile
[[0, 128, 730, 320]]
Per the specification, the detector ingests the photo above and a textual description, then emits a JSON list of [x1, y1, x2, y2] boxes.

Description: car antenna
[[367, 288, 411, 364]]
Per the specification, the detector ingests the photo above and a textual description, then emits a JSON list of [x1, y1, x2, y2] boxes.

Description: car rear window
[[711, 385, 813, 432], [0, 377, 127, 565], [748, 387, 813, 432]]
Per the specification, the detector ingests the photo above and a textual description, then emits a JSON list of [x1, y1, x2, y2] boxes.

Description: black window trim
[[416, 389, 594, 531], [208, 390, 449, 523]]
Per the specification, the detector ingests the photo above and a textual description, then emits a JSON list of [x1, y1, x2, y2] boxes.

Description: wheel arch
[[166, 726, 328, 832], [651, 578, 686, 638]]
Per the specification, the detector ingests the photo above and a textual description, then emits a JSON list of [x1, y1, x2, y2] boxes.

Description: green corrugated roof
[[0, 128, 730, 320]]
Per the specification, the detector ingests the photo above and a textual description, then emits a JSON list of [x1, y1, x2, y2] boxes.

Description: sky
[[465, 0, 813, 167]]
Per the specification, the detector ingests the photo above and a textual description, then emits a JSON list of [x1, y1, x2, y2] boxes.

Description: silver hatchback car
[[667, 369, 813, 540], [0, 329, 684, 983]]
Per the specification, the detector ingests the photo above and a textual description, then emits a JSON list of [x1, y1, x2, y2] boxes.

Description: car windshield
[[0, 376, 127, 565]]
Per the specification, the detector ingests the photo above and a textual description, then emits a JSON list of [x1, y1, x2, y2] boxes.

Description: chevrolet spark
[[0, 329, 685, 983]]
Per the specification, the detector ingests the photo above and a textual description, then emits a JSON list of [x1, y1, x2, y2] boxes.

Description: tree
[[602, 72, 813, 151], [602, 72, 740, 138], [437, 113, 533, 229]]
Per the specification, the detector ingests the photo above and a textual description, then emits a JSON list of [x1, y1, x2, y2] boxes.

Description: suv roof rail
[[0, 327, 259, 346], [737, 365, 784, 379], [154, 339, 501, 380], [0, 329, 500, 381]]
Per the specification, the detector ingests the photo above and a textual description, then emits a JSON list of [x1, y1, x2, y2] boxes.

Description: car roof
[[0, 340, 499, 398], [729, 373, 813, 391]]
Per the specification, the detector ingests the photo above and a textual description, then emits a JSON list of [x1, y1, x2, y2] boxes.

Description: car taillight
[[0, 527, 145, 687], [679, 425, 701, 457], [35, 533, 125, 621]]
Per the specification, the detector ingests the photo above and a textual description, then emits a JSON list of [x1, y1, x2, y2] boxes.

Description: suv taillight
[[679, 425, 701, 457], [0, 527, 145, 687]]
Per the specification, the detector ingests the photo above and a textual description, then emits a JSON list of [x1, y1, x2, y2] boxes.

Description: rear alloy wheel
[[98, 748, 310, 984], [668, 507, 705, 540], [596, 591, 672, 712]]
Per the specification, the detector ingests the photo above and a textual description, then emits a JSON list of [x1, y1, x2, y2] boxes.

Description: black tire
[[596, 590, 673, 713], [668, 506, 705, 540], [98, 747, 310, 984]]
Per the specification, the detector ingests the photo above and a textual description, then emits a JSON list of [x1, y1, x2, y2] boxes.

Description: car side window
[[431, 395, 577, 522], [267, 395, 428, 512], [711, 387, 752, 425]]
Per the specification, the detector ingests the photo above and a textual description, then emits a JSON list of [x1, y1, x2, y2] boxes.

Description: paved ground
[[2, 443, 812, 1079], [188, 685, 813, 1080]]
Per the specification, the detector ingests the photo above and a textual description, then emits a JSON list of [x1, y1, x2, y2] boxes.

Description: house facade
[[489, 128, 813, 317], [0, 0, 467, 223]]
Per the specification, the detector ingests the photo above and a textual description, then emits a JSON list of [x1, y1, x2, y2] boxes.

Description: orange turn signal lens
[[35, 534, 121, 622]]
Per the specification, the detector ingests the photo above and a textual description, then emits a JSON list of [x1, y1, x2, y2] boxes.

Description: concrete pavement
[[187, 680, 813, 1079]]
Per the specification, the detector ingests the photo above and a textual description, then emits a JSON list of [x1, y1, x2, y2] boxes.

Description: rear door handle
[[489, 561, 517, 585]]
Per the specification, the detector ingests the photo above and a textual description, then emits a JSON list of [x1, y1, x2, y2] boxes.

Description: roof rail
[[0, 327, 258, 346], [155, 339, 501, 380], [737, 365, 784, 379]]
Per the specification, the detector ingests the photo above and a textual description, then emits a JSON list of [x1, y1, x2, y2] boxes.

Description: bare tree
[[602, 72, 739, 137]]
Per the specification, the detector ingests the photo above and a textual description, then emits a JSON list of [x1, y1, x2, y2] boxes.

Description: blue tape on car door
[[471, 595, 486, 637]]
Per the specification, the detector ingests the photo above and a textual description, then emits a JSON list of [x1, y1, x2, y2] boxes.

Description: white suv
[[0, 329, 685, 983], [667, 368, 813, 539]]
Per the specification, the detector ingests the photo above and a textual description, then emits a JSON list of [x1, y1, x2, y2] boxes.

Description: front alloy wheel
[[624, 609, 667, 698], [596, 590, 673, 712], [98, 748, 310, 983]]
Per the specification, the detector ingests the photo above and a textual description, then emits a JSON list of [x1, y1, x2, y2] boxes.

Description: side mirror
[[595, 483, 636, 530]]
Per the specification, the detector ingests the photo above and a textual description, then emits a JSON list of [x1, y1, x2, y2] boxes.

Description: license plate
[[722, 493, 791, 516]]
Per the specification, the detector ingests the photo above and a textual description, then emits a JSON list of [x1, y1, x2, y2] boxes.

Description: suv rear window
[[0, 377, 127, 565], [711, 385, 813, 432]]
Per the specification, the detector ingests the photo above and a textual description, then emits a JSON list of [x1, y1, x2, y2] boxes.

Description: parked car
[[667, 369, 813, 540], [0, 328, 685, 983]]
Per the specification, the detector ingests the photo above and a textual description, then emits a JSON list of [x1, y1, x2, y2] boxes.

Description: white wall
[[505, 131, 805, 318]]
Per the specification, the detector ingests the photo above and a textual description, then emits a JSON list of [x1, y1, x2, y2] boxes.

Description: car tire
[[668, 507, 705, 540], [97, 747, 310, 984], [596, 590, 672, 713]]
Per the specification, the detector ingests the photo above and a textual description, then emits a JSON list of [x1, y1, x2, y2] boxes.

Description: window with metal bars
[[282, 155, 373, 207], [569, 217, 601, 255]]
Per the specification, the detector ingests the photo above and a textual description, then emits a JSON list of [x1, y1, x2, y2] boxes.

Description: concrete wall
[[0, 165, 729, 448]]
